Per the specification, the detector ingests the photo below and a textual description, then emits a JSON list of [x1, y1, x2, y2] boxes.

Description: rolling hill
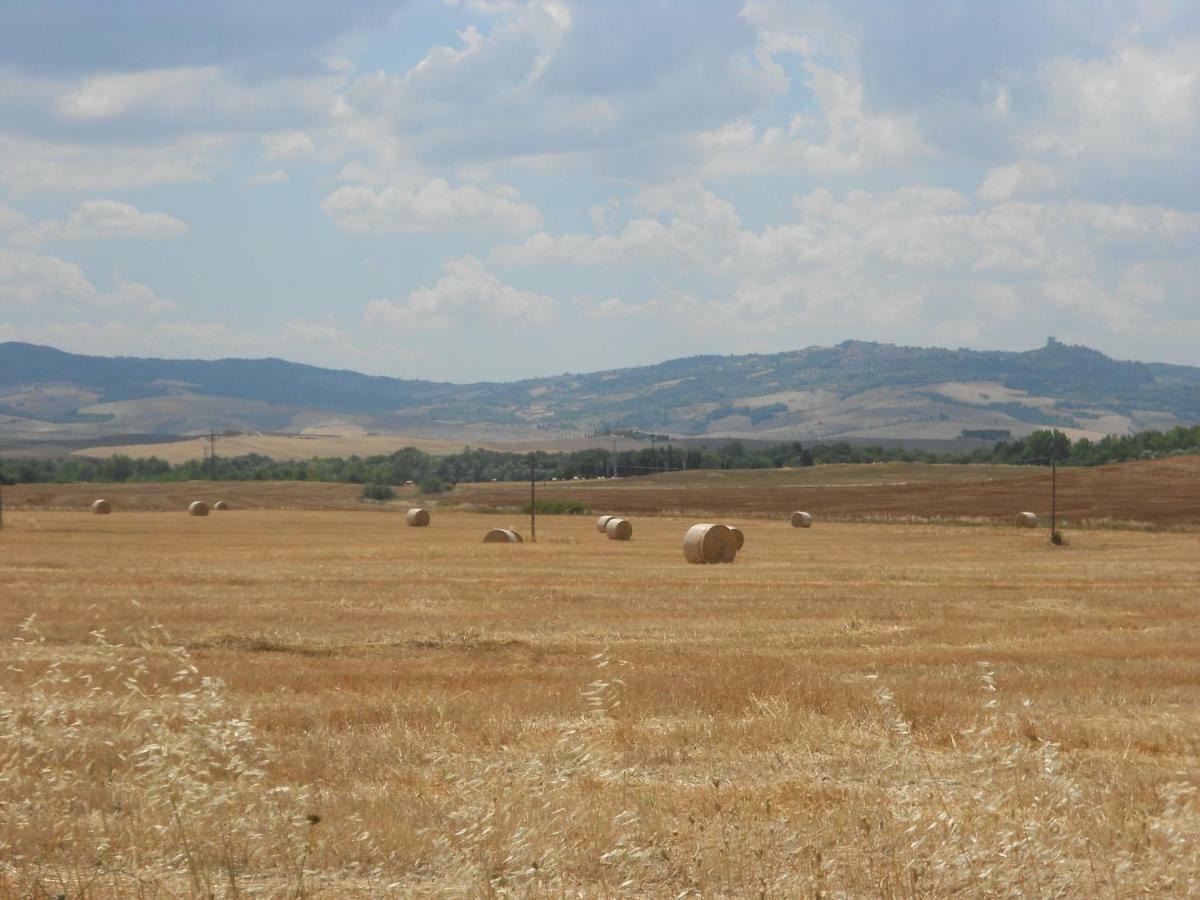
[[1, 338, 1198, 454]]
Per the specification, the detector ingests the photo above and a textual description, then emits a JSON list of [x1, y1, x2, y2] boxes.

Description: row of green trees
[[2, 425, 1197, 488]]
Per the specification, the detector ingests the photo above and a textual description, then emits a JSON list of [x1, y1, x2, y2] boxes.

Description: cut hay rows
[[605, 517, 633, 541], [90, 499, 112, 515], [596, 515, 615, 533], [407, 507, 431, 527], [483, 528, 523, 543], [187, 501, 210, 517], [683, 523, 738, 564], [1017, 511, 1039, 528], [791, 511, 813, 528]]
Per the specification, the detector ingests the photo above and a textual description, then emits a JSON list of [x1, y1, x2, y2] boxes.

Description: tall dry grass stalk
[[0, 618, 318, 897]]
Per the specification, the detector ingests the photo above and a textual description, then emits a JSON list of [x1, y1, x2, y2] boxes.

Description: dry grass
[[1, 507, 1198, 896]]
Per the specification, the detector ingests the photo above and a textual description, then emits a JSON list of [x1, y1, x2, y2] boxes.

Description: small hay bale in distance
[[213, 500, 230, 511], [605, 517, 633, 541], [188, 500, 210, 517], [483, 528, 523, 543], [597, 514, 615, 533], [790, 511, 813, 528], [683, 523, 738, 564], [406, 507, 431, 527], [91, 498, 112, 515], [1016, 511, 1039, 528], [727, 525, 744, 550]]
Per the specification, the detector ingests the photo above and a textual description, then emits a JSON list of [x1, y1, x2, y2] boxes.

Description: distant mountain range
[[2, 339, 1198, 451]]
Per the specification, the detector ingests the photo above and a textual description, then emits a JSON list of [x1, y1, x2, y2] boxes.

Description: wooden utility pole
[[1050, 457, 1058, 543], [209, 430, 217, 480], [529, 453, 536, 543]]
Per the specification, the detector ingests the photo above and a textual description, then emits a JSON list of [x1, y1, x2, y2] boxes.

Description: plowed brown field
[[454, 456, 1200, 527], [6, 456, 1198, 527]]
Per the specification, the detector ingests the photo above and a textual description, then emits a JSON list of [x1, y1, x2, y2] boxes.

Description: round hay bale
[[406, 507, 431, 527], [1016, 511, 1039, 528], [605, 517, 633, 541], [213, 500, 230, 511], [91, 498, 112, 515], [188, 500, 210, 517], [727, 525, 744, 550], [483, 528, 523, 543], [597, 514, 616, 533], [683, 523, 737, 564], [790, 511, 813, 528]]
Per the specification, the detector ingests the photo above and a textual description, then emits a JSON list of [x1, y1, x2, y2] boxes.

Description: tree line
[[1, 425, 1197, 488]]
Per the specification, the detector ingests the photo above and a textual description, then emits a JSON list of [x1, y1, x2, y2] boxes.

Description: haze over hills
[[1, 339, 1198, 454]]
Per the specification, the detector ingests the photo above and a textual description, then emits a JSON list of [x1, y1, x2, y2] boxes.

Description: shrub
[[419, 476, 449, 495], [360, 482, 395, 502], [520, 499, 590, 515]]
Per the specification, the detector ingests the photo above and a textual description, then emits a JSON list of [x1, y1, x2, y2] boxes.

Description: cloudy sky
[[0, 0, 1197, 380]]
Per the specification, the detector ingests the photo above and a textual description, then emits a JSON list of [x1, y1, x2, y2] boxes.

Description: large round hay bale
[[213, 500, 230, 511], [91, 499, 112, 515], [597, 515, 615, 533], [605, 517, 633, 541], [1016, 511, 1039, 528], [790, 511, 813, 528], [483, 528, 523, 543], [683, 523, 737, 564], [188, 500, 210, 517], [727, 525, 744, 550], [406, 507, 431, 527]]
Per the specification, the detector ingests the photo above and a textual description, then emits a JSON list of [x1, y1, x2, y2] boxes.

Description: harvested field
[[1, 506, 1197, 895], [4, 479, 416, 512], [452, 457, 1200, 528]]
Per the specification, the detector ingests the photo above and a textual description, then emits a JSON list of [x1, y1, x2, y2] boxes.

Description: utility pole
[[209, 429, 217, 480], [612, 437, 617, 478], [1050, 456, 1058, 544], [529, 453, 537, 543]]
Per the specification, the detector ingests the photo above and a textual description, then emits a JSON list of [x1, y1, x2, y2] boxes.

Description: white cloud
[[0, 202, 26, 231], [495, 178, 1200, 357], [339, 0, 786, 176], [7, 200, 188, 245], [494, 181, 742, 270], [0, 247, 92, 304], [579, 296, 645, 319], [246, 169, 290, 186], [498, 184, 1199, 281], [53, 65, 340, 135], [0, 247, 173, 312], [0, 135, 225, 193], [262, 130, 317, 162], [365, 255, 555, 331], [1030, 39, 1200, 164], [322, 176, 543, 233], [693, 60, 928, 176], [977, 160, 1061, 202]]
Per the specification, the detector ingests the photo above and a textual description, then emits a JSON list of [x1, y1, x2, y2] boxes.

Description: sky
[[0, 0, 1197, 381]]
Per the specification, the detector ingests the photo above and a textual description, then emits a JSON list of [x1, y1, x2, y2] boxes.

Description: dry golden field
[[1, 498, 1198, 896]]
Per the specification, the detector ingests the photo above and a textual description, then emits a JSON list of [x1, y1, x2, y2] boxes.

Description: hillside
[[1, 338, 1198, 452]]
